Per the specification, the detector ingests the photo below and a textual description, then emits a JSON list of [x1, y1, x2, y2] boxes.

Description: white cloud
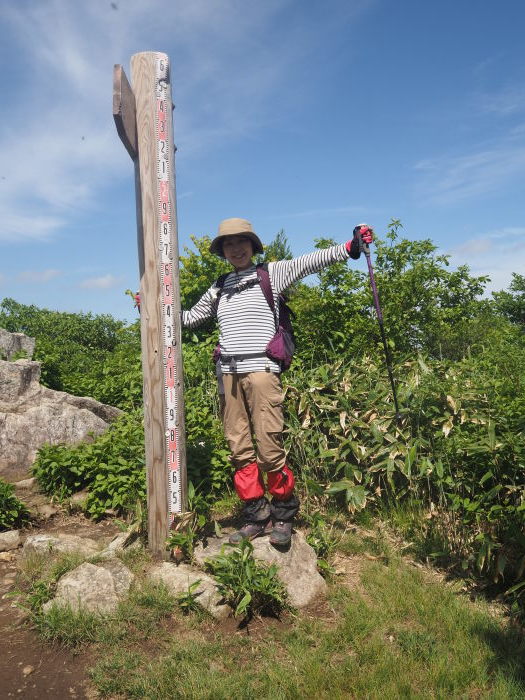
[[448, 227, 525, 293], [17, 269, 62, 283], [0, 212, 65, 243], [80, 274, 122, 289], [0, 0, 370, 243], [414, 143, 525, 204], [477, 85, 525, 117]]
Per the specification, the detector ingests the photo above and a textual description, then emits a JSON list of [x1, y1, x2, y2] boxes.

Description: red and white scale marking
[[155, 54, 181, 520]]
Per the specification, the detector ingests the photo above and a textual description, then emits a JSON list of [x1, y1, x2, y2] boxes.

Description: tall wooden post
[[113, 52, 187, 557]]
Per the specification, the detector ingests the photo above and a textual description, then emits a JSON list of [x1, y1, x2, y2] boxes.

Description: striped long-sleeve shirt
[[182, 243, 351, 374]]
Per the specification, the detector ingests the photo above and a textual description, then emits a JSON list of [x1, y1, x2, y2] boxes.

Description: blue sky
[[1, 0, 524, 323]]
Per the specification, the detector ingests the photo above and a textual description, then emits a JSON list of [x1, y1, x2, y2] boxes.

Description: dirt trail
[[0, 475, 120, 699]]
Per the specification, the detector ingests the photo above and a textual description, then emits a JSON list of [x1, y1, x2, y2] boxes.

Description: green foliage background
[[0, 477, 30, 530], [1, 220, 524, 610]]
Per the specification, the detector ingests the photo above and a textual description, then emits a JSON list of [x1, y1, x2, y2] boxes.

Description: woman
[[182, 218, 373, 546]]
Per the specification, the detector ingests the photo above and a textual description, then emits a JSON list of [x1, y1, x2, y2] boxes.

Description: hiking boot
[[269, 520, 293, 546], [228, 520, 271, 545]]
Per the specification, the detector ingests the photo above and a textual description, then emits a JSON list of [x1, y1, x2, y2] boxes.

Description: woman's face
[[222, 235, 254, 271]]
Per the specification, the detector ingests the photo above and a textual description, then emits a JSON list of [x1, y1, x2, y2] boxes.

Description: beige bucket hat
[[210, 217, 264, 257]]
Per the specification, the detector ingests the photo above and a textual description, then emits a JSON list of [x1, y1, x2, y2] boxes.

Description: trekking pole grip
[[354, 225, 371, 257]]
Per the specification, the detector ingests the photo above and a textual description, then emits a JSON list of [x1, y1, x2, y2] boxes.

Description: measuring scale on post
[[155, 54, 183, 523]]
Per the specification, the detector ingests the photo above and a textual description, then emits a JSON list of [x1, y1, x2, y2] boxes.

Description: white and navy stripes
[[182, 243, 351, 374]]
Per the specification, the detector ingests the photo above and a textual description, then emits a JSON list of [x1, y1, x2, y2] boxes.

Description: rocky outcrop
[[23, 533, 101, 558], [194, 531, 327, 609], [18, 528, 326, 619], [0, 358, 121, 477], [0, 530, 20, 552], [149, 562, 231, 619], [42, 559, 135, 614], [0, 329, 35, 361]]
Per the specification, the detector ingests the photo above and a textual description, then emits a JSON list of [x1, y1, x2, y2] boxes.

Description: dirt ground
[[0, 476, 121, 699]]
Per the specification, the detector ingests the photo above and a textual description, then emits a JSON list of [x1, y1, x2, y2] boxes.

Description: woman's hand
[[346, 224, 374, 258], [353, 224, 374, 244]]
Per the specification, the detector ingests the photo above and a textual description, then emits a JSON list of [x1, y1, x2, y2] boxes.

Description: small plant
[[205, 539, 289, 619], [166, 481, 208, 561], [304, 511, 339, 577], [176, 579, 204, 615], [0, 477, 30, 530], [9, 349, 29, 361]]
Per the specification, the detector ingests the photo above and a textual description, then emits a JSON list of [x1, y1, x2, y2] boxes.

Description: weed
[[176, 579, 204, 615], [16, 551, 87, 613], [205, 539, 289, 618], [36, 603, 103, 647], [166, 481, 208, 561]]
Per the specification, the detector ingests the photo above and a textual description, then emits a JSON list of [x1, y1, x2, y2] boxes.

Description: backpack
[[213, 263, 295, 370]]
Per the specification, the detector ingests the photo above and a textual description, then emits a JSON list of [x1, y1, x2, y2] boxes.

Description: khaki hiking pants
[[221, 372, 286, 473]]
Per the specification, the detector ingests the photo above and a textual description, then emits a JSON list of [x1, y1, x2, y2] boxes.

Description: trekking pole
[[355, 226, 401, 421]]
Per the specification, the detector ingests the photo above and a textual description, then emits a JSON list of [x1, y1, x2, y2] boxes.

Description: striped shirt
[[182, 243, 351, 374]]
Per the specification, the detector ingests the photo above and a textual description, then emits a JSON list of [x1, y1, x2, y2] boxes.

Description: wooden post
[[113, 52, 187, 558]]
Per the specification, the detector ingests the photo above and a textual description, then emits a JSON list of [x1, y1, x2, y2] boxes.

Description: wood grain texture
[[112, 64, 137, 160], [129, 51, 186, 557]]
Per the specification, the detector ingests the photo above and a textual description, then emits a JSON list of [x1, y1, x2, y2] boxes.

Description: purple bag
[[265, 327, 294, 370]]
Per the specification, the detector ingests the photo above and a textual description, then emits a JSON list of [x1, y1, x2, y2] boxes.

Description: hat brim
[[210, 232, 264, 257]]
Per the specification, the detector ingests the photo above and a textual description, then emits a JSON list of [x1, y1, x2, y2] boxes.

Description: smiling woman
[[221, 236, 255, 271], [182, 216, 372, 547]]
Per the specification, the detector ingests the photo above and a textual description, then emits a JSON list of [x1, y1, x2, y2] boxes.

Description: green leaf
[[235, 592, 252, 617], [479, 470, 493, 486]]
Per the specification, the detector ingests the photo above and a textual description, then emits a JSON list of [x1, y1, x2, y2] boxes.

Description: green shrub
[[0, 478, 30, 530], [32, 410, 146, 519]]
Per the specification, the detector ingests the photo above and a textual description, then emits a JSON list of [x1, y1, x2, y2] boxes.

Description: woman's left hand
[[353, 224, 374, 244]]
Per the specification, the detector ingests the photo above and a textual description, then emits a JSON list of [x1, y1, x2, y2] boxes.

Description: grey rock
[[0, 329, 35, 361], [23, 533, 100, 558], [68, 490, 89, 509], [0, 357, 121, 477], [0, 530, 20, 552], [13, 477, 36, 490], [149, 561, 230, 620], [0, 551, 15, 562], [34, 504, 59, 520], [194, 530, 326, 609], [96, 558, 135, 596], [42, 560, 134, 614], [97, 531, 142, 560]]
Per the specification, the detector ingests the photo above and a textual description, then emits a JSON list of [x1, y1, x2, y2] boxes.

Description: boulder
[[97, 531, 142, 560], [23, 533, 100, 558], [0, 329, 35, 361], [42, 559, 134, 614], [0, 530, 20, 552], [194, 530, 326, 609], [149, 561, 230, 619], [13, 477, 36, 490], [0, 357, 121, 477]]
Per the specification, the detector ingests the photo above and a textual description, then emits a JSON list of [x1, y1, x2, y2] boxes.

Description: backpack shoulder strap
[[214, 273, 229, 300], [256, 263, 275, 314], [215, 273, 229, 289]]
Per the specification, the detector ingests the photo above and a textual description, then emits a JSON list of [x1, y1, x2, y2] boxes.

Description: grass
[[91, 539, 524, 699], [87, 553, 525, 699], [15, 527, 525, 698]]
